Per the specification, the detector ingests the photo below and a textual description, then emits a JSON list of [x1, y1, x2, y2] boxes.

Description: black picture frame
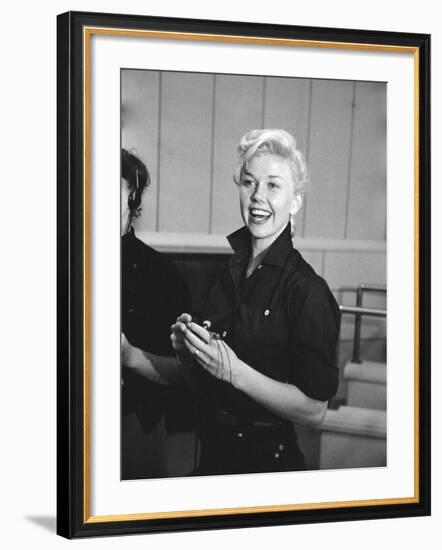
[[57, 10, 431, 539]]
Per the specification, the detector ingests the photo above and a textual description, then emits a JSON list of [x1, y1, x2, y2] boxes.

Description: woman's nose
[[251, 183, 266, 201]]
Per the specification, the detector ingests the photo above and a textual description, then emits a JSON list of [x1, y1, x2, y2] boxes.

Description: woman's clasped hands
[[171, 314, 240, 385]]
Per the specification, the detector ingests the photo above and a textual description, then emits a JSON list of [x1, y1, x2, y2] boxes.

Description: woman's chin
[[247, 223, 274, 243], [247, 215, 271, 230], [247, 221, 289, 250]]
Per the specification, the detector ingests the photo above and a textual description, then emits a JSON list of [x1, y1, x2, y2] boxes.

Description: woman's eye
[[242, 179, 254, 188], [268, 182, 278, 190]]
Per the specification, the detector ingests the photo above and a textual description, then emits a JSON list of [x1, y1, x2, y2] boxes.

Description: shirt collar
[[227, 223, 293, 268]]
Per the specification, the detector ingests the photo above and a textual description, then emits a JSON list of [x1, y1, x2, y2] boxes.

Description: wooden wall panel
[[264, 77, 311, 236], [122, 71, 386, 246], [304, 80, 354, 239], [263, 77, 311, 155], [211, 74, 264, 235], [324, 251, 386, 290], [346, 82, 387, 240], [159, 72, 214, 233], [121, 70, 160, 232]]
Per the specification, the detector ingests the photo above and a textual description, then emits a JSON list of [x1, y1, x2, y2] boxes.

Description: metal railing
[[339, 284, 387, 364]]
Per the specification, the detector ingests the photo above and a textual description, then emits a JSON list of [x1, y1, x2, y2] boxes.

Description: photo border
[[57, 10, 431, 538]]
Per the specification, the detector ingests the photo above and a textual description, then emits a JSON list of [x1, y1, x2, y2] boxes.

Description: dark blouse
[[197, 223, 340, 423], [122, 228, 191, 431], [122, 228, 191, 355]]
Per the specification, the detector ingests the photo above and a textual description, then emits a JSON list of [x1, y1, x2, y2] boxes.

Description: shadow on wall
[[24, 516, 56, 533]]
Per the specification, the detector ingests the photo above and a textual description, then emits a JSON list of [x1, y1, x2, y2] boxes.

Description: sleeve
[[286, 279, 340, 401]]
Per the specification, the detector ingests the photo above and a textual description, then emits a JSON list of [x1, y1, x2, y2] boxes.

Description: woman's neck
[[247, 222, 289, 277], [246, 244, 269, 277]]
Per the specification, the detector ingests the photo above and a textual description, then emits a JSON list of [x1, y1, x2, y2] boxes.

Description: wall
[[122, 70, 387, 241]]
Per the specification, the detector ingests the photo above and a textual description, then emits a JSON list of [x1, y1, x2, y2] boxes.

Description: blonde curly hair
[[233, 128, 308, 196]]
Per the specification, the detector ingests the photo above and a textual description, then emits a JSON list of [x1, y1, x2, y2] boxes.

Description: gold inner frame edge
[[82, 26, 421, 524]]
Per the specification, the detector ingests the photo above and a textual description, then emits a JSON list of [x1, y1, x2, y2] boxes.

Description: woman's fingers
[[170, 332, 185, 348], [187, 322, 211, 344], [183, 329, 210, 355], [172, 320, 235, 382], [176, 313, 192, 324], [193, 350, 212, 370], [183, 332, 218, 374], [189, 342, 217, 373], [170, 320, 191, 352], [171, 321, 191, 339], [171, 321, 185, 334]]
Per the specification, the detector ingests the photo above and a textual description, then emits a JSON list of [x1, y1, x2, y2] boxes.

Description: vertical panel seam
[[155, 72, 162, 232], [208, 74, 216, 234], [261, 77, 267, 128], [321, 250, 326, 278], [302, 79, 313, 237], [344, 82, 357, 239]]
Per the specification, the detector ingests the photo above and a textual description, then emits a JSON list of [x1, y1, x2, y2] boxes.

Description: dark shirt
[[122, 228, 191, 354], [122, 228, 192, 431], [198, 223, 340, 422]]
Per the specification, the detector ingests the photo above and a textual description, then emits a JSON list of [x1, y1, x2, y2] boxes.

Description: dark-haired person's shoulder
[[137, 238, 187, 284]]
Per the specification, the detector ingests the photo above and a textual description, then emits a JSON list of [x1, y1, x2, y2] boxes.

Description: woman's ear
[[291, 193, 303, 217]]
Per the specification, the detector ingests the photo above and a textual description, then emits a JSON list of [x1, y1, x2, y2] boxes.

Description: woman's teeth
[[250, 208, 271, 221]]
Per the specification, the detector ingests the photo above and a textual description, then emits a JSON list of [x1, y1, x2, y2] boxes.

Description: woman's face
[[121, 178, 130, 235], [239, 154, 301, 252]]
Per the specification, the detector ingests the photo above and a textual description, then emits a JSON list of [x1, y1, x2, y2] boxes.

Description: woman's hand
[[182, 321, 240, 385], [122, 332, 182, 385], [121, 333, 134, 366], [170, 313, 195, 367]]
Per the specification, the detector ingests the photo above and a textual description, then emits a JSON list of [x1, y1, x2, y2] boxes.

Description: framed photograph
[[57, 10, 431, 538]]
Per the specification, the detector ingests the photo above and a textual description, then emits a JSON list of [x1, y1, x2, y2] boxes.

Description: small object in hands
[[202, 319, 221, 340]]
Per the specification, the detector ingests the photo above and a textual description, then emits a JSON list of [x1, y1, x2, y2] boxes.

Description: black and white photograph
[[55, 10, 430, 539], [120, 69, 387, 481]]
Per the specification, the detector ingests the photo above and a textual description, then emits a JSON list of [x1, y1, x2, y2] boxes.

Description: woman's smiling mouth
[[249, 208, 272, 223]]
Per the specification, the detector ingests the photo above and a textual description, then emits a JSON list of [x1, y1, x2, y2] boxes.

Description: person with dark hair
[[121, 148, 150, 235], [171, 129, 339, 476], [121, 148, 191, 479]]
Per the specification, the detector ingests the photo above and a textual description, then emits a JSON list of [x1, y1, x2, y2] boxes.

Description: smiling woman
[[236, 129, 306, 274], [171, 128, 340, 476]]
